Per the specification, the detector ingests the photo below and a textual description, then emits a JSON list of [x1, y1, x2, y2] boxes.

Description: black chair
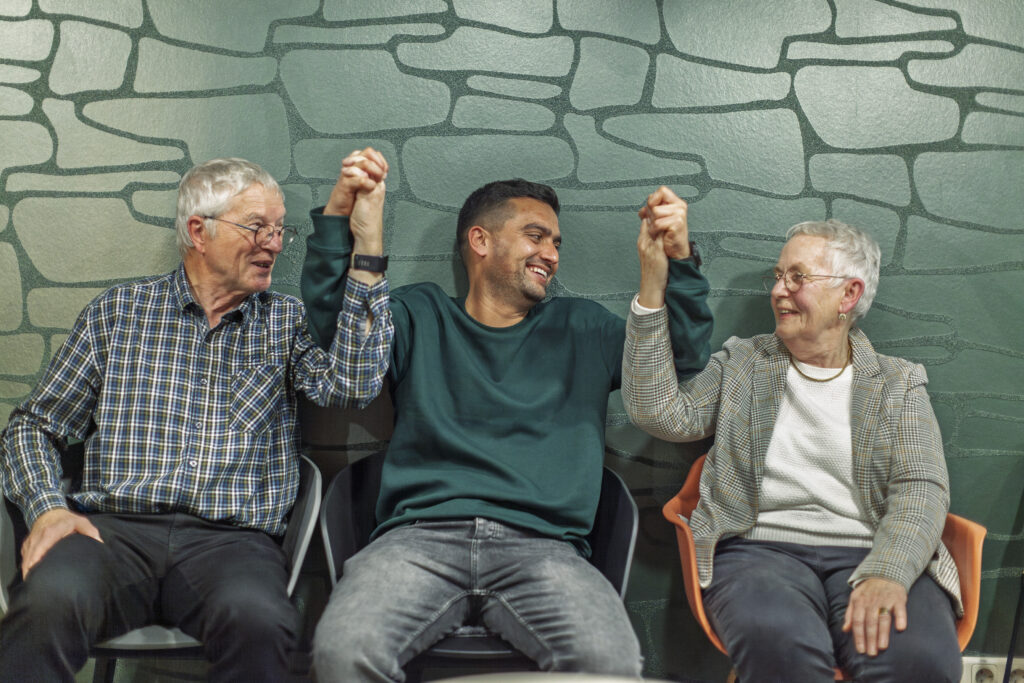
[[319, 450, 639, 681], [0, 443, 322, 683]]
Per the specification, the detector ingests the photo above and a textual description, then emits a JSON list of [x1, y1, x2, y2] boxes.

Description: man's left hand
[[638, 186, 690, 260], [842, 577, 908, 657]]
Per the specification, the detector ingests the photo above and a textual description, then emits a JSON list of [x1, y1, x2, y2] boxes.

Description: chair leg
[[92, 655, 117, 683], [1005, 570, 1024, 683]]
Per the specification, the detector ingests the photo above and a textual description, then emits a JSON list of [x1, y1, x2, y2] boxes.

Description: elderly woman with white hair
[[623, 217, 962, 682]]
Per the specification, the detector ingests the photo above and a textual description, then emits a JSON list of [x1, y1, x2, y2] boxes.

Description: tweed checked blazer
[[623, 308, 962, 615]]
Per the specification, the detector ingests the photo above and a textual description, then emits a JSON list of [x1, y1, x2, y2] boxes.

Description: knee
[[555, 642, 643, 677], [16, 553, 106, 626], [546, 620, 644, 677], [203, 584, 298, 646], [721, 615, 833, 678], [860, 634, 962, 683], [313, 623, 397, 683]]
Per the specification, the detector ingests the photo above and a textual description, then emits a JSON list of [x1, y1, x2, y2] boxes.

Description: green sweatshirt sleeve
[[665, 258, 714, 379], [301, 207, 354, 350]]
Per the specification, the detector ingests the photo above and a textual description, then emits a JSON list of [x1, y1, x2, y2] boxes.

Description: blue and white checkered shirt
[[1, 264, 391, 535]]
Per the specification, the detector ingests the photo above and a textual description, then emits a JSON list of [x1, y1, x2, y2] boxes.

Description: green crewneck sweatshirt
[[302, 208, 713, 553]]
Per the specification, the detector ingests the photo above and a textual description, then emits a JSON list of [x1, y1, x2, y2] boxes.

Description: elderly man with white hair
[[0, 157, 392, 682]]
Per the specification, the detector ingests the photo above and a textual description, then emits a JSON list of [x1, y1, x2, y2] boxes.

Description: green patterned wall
[[1, 1, 1022, 679]]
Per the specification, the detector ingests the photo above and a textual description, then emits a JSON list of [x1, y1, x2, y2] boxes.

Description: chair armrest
[[281, 455, 322, 597]]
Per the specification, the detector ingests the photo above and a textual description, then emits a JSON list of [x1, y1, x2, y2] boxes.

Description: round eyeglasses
[[761, 270, 850, 292], [203, 216, 298, 247]]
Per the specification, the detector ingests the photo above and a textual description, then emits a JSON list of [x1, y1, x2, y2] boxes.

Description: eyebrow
[[522, 223, 562, 245], [241, 212, 285, 225]]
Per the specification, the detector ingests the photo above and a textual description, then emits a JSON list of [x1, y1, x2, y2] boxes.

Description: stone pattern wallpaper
[[0, 0, 1022, 679]]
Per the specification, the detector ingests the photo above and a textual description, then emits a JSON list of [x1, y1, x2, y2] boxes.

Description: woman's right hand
[[637, 213, 669, 309]]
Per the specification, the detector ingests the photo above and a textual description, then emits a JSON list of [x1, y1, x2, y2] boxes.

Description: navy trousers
[[703, 538, 961, 683]]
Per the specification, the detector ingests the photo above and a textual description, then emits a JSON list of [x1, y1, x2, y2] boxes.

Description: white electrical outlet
[[962, 656, 1024, 683]]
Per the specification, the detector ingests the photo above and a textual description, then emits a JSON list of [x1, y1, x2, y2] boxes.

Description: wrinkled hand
[[842, 577, 908, 657], [638, 186, 690, 260], [324, 147, 389, 218], [636, 212, 669, 309], [349, 171, 387, 256], [21, 508, 103, 578]]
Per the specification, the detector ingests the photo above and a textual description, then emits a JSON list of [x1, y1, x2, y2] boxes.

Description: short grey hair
[[786, 219, 881, 322], [175, 158, 281, 258]]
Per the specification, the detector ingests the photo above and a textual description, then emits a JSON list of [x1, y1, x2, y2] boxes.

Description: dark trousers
[[0, 512, 298, 683], [703, 538, 961, 683]]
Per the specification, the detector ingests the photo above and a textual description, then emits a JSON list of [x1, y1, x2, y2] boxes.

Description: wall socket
[[962, 656, 1024, 683]]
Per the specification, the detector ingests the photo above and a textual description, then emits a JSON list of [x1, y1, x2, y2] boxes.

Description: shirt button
[[188, 459, 198, 468], [199, 378, 208, 386], [194, 421, 202, 429]]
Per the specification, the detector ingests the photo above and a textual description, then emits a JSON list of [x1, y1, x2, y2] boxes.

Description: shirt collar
[[171, 263, 269, 324]]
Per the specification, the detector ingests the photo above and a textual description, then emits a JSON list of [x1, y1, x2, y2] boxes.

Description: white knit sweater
[[743, 359, 875, 548]]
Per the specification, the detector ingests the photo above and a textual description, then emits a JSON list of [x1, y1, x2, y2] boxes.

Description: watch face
[[354, 254, 388, 272]]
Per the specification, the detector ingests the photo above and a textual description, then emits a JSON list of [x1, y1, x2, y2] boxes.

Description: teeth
[[528, 266, 547, 279]]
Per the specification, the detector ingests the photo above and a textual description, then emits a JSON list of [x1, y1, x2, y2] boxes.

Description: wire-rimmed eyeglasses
[[203, 216, 298, 247], [761, 270, 850, 292]]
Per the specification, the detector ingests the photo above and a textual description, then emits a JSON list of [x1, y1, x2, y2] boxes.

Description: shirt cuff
[[631, 294, 664, 316], [342, 271, 389, 324]]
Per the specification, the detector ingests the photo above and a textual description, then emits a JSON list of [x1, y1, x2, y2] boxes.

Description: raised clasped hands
[[326, 146, 388, 251], [325, 147, 389, 283], [325, 146, 389, 218], [636, 186, 689, 309], [842, 577, 909, 657]]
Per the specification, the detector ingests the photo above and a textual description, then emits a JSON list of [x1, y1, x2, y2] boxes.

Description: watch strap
[[352, 254, 388, 273]]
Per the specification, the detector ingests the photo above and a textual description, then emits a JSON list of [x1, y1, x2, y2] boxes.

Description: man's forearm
[[302, 208, 359, 349], [317, 275, 393, 409], [1, 414, 70, 528], [664, 259, 714, 378]]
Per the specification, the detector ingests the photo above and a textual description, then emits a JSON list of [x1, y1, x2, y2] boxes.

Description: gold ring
[[878, 607, 889, 616]]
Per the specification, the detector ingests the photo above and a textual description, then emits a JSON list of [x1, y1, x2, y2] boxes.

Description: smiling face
[[770, 234, 848, 349], [202, 183, 286, 297], [482, 197, 561, 306]]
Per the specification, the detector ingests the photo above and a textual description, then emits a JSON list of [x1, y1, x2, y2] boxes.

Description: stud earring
[[838, 312, 848, 321]]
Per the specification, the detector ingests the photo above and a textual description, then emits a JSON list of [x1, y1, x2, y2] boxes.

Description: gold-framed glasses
[[203, 216, 298, 247], [761, 270, 849, 292]]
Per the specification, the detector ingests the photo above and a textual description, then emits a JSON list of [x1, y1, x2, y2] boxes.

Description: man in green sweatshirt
[[303, 148, 713, 681]]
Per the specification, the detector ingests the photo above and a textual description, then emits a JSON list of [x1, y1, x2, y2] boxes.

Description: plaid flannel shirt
[[1, 264, 392, 535]]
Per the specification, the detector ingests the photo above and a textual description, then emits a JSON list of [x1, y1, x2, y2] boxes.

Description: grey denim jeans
[[312, 517, 643, 682]]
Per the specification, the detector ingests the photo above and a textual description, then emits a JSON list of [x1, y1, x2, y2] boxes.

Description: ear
[[187, 215, 211, 253], [839, 278, 865, 315], [466, 225, 490, 259]]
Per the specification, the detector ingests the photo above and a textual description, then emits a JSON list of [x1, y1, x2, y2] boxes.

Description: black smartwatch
[[352, 254, 388, 273]]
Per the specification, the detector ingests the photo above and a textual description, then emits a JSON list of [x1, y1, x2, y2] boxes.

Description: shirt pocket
[[229, 365, 284, 434]]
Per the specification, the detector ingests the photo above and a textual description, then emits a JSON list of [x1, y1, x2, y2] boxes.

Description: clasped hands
[[325, 147, 388, 284], [636, 186, 690, 309]]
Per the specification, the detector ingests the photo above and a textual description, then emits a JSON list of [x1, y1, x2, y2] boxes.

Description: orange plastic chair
[[663, 454, 986, 682]]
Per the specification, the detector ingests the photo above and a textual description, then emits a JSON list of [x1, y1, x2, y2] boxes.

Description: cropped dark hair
[[456, 179, 560, 255]]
